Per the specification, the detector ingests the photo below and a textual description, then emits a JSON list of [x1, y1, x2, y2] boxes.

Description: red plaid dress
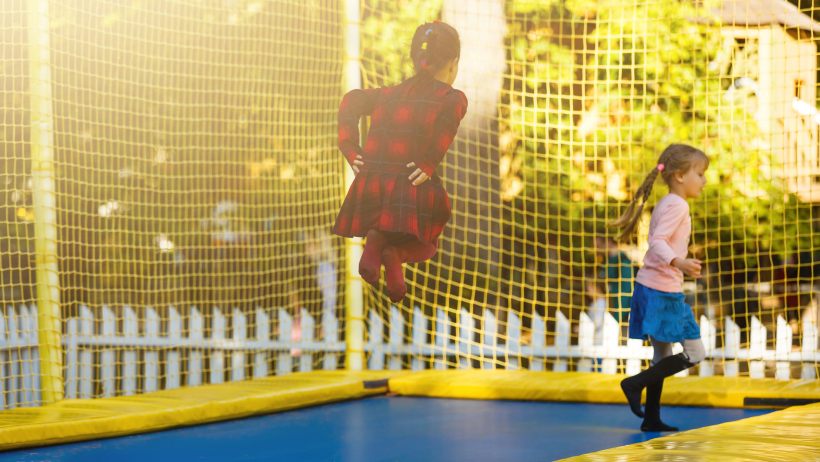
[[333, 75, 468, 246]]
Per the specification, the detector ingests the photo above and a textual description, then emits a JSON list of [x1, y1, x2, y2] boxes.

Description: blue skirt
[[628, 283, 700, 343]]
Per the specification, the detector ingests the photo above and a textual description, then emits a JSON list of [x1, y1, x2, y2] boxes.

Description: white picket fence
[[0, 305, 41, 408], [366, 306, 819, 380], [0, 302, 818, 409], [63, 305, 345, 399]]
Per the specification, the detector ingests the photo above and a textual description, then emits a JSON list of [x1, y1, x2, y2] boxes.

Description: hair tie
[[657, 163, 665, 172], [425, 27, 433, 36]]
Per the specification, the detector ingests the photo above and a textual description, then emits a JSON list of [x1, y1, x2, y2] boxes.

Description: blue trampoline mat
[[0, 396, 771, 462]]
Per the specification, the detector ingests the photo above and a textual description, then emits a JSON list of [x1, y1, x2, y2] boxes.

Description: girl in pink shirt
[[611, 144, 709, 432]]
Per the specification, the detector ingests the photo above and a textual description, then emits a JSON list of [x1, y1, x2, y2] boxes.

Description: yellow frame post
[[343, 0, 364, 371], [27, 0, 64, 403]]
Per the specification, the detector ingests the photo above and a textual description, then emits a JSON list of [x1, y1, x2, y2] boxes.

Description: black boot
[[641, 378, 679, 432], [620, 353, 693, 419]]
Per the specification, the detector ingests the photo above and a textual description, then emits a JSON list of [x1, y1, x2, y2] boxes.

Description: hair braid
[[610, 144, 708, 242]]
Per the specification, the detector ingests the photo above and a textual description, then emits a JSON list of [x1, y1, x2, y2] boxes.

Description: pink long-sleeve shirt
[[635, 194, 691, 293]]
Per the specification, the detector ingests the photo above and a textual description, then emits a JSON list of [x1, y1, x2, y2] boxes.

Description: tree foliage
[[503, 0, 818, 286]]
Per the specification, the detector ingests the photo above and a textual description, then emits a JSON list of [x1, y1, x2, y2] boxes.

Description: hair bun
[[410, 21, 460, 75]]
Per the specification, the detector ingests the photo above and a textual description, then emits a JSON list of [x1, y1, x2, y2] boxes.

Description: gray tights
[[650, 337, 706, 366]]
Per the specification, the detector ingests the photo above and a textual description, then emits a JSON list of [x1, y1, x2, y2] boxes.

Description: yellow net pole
[[344, 0, 364, 371], [27, 0, 64, 404]]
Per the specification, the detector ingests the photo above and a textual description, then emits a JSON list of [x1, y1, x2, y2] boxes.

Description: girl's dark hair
[[610, 143, 709, 242], [410, 22, 460, 76]]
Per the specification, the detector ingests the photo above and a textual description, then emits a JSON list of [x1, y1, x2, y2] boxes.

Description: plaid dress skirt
[[332, 159, 451, 246]]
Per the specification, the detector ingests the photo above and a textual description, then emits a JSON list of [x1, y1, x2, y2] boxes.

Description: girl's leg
[[380, 233, 436, 303], [359, 229, 387, 286], [640, 339, 704, 431], [650, 339, 674, 364], [682, 338, 706, 364], [642, 338, 678, 432], [620, 339, 702, 420], [393, 240, 437, 263], [381, 246, 406, 303]]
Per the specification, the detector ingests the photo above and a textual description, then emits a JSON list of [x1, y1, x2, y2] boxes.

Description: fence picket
[[20, 305, 34, 405], [775, 316, 792, 380], [368, 310, 384, 370], [210, 308, 225, 384], [601, 313, 619, 374], [577, 312, 594, 373], [699, 315, 716, 377], [724, 317, 741, 377], [388, 306, 403, 370], [802, 318, 818, 379], [554, 310, 569, 372], [122, 306, 137, 396], [65, 316, 78, 399], [530, 313, 545, 371], [0, 308, 7, 408], [166, 306, 181, 389], [458, 308, 473, 369], [411, 307, 426, 371], [254, 308, 270, 378], [625, 338, 643, 376], [299, 308, 314, 372], [188, 307, 203, 386], [79, 306, 93, 398], [434, 309, 449, 370], [322, 308, 338, 370], [144, 307, 159, 392], [507, 312, 521, 370], [482, 310, 497, 370], [30, 304, 39, 404], [232, 308, 246, 382], [277, 309, 292, 375], [7, 307, 19, 408], [101, 306, 116, 397], [749, 316, 766, 379]]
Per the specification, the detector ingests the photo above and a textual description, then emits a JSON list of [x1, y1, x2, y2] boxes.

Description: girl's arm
[[416, 90, 468, 177], [338, 88, 380, 166], [647, 201, 688, 265]]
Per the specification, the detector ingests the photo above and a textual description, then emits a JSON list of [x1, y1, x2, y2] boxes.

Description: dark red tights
[[358, 230, 387, 286], [358, 230, 436, 302]]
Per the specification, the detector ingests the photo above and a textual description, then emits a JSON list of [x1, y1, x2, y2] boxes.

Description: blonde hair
[[610, 143, 709, 242]]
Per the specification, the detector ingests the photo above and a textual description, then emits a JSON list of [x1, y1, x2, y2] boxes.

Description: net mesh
[[0, 0, 818, 409], [4, 0, 347, 404], [359, 0, 820, 377], [1, 0, 41, 408]]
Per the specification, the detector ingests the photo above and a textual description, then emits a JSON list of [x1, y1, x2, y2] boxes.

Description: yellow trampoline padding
[[387, 370, 820, 408], [0, 371, 399, 451], [561, 401, 820, 461]]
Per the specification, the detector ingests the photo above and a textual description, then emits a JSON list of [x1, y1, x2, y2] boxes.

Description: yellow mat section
[[0, 371, 399, 451], [3, 369, 818, 452], [561, 402, 820, 461], [387, 370, 820, 408]]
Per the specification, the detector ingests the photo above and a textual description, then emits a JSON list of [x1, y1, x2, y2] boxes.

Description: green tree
[[502, 0, 818, 315], [361, 0, 443, 87]]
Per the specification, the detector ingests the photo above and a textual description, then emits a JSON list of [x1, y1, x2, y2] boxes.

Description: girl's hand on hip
[[406, 162, 430, 186], [352, 155, 364, 175], [673, 258, 702, 278]]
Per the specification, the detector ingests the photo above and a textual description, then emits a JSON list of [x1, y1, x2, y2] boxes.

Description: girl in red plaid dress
[[333, 22, 467, 302]]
